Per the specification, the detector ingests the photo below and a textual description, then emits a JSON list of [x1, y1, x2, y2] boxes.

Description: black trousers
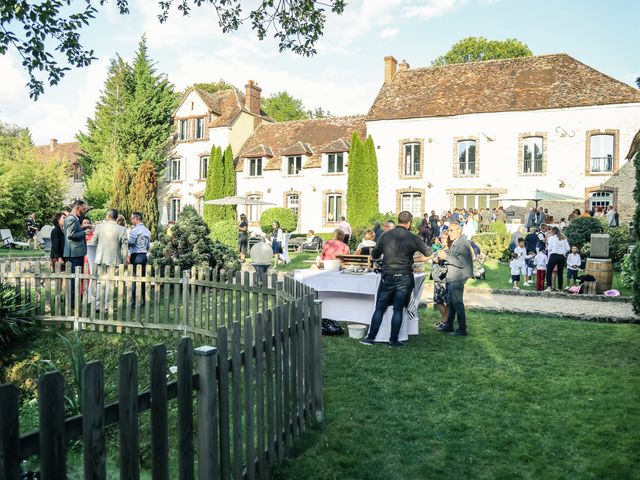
[[444, 280, 467, 333], [65, 256, 85, 308], [130, 253, 148, 302], [546, 253, 566, 290]]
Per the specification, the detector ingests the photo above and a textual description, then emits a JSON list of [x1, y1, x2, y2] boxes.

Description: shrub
[[259, 208, 297, 234], [490, 222, 507, 234], [86, 208, 108, 223], [620, 253, 634, 288], [210, 220, 238, 250], [564, 217, 603, 250], [604, 224, 631, 265], [149, 205, 240, 274], [472, 232, 511, 261], [0, 281, 34, 346]]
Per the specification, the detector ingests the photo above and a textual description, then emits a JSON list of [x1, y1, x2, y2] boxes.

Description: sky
[[0, 0, 638, 145]]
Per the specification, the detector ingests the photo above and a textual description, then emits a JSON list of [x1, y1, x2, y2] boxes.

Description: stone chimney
[[398, 60, 410, 72], [384, 56, 398, 83], [49, 138, 58, 152], [245, 80, 262, 117]]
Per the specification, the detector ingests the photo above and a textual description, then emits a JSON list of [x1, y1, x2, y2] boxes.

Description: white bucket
[[347, 324, 367, 339], [323, 259, 341, 272]]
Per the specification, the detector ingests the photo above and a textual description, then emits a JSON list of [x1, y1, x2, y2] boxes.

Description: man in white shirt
[[606, 206, 619, 227], [338, 216, 352, 245]]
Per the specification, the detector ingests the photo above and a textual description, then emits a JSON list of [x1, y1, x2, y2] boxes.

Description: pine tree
[[110, 161, 133, 220], [222, 145, 236, 220], [203, 145, 224, 226], [346, 132, 364, 226], [363, 135, 380, 219], [130, 160, 159, 238]]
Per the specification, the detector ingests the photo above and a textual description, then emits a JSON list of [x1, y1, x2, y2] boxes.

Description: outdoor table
[[293, 270, 427, 343]]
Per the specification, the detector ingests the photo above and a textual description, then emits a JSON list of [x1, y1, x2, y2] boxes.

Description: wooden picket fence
[[0, 260, 323, 479]]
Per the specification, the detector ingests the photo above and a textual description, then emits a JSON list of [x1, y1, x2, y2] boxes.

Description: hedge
[[210, 219, 239, 250], [259, 208, 297, 234], [472, 232, 511, 261]]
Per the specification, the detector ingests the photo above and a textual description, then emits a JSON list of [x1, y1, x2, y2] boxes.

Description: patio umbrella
[[494, 189, 583, 207], [203, 195, 275, 206]]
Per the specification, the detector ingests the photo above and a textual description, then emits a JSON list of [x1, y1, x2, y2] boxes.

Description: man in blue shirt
[[129, 211, 151, 304]]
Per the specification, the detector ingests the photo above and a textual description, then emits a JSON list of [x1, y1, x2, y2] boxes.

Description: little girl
[[509, 253, 522, 289], [534, 248, 548, 291]]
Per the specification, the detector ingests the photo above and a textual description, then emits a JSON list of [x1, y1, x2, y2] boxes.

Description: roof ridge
[[262, 114, 366, 127], [403, 53, 571, 73]]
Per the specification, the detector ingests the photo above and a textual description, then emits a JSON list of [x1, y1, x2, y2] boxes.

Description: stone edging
[[466, 305, 640, 324], [464, 287, 631, 303]]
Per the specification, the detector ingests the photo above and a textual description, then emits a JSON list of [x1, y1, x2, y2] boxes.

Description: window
[[72, 164, 83, 182], [327, 153, 344, 173], [590, 134, 614, 173], [588, 191, 613, 210], [287, 194, 300, 218], [247, 194, 262, 223], [453, 193, 499, 210], [326, 194, 342, 223], [170, 198, 181, 222], [178, 119, 188, 141], [249, 158, 263, 177], [171, 159, 181, 181], [199, 156, 209, 180], [400, 193, 421, 217], [195, 118, 205, 140], [404, 143, 420, 176], [522, 137, 543, 174], [287, 156, 302, 176], [457, 140, 476, 176]]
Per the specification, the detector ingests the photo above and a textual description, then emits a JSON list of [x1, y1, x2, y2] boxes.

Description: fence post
[[39, 371, 67, 480], [150, 345, 169, 480], [82, 361, 106, 480], [195, 346, 218, 480], [313, 300, 324, 422], [275, 280, 284, 305], [74, 265, 81, 330], [182, 271, 190, 336], [177, 337, 195, 480], [0, 384, 20, 479]]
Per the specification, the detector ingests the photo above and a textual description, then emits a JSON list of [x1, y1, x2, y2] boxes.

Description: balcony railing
[[590, 156, 613, 173]]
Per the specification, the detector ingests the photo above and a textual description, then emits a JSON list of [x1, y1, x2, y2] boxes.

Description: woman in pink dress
[[321, 229, 350, 260]]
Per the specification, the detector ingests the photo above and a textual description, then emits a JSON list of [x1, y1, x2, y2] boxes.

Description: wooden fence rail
[[0, 260, 322, 480]]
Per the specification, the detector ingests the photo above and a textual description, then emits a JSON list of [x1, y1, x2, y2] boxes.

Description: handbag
[[321, 318, 344, 336]]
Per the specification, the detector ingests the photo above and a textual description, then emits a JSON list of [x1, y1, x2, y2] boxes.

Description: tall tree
[[110, 161, 134, 221], [193, 79, 236, 95], [346, 132, 364, 226], [1, 1, 346, 99], [262, 92, 308, 122], [203, 145, 225, 226], [432, 37, 532, 66], [362, 135, 379, 218], [222, 145, 236, 220], [130, 160, 159, 238]]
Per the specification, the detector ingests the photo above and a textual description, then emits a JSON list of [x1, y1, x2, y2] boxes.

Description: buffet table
[[293, 270, 427, 343]]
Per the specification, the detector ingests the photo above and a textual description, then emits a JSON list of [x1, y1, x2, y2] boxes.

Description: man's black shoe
[[448, 330, 468, 337], [436, 325, 453, 332], [388, 341, 405, 348], [359, 337, 375, 346]]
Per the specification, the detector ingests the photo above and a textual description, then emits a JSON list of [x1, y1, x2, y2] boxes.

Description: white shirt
[[547, 235, 570, 255], [356, 239, 376, 250], [338, 220, 351, 236], [534, 252, 548, 270], [273, 228, 284, 242], [510, 260, 522, 275], [514, 246, 527, 266], [567, 253, 581, 270]]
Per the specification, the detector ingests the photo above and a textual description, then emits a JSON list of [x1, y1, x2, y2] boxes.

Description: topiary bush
[[564, 217, 603, 250], [489, 221, 507, 234], [604, 224, 631, 265], [86, 208, 108, 223], [149, 205, 240, 274], [259, 208, 297, 234], [210, 219, 238, 250], [620, 252, 634, 288], [472, 232, 511, 261]]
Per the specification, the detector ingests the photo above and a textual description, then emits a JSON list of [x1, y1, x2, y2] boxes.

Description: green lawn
[[0, 248, 47, 258], [271, 308, 640, 480]]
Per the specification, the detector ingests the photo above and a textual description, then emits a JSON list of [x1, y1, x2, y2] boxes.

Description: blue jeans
[[366, 273, 414, 343], [445, 280, 467, 333], [130, 253, 147, 302]]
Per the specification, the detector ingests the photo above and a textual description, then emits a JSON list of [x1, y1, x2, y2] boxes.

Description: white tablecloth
[[294, 270, 427, 343]]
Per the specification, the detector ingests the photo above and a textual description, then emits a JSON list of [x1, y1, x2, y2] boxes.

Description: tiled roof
[[243, 144, 274, 158], [281, 141, 313, 156], [320, 138, 351, 153], [367, 54, 640, 121], [177, 86, 273, 127], [237, 116, 366, 171], [34, 141, 81, 173]]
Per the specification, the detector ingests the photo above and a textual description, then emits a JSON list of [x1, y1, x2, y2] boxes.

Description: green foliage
[[110, 161, 134, 221], [432, 37, 532, 66], [634, 150, 640, 314], [86, 208, 108, 223], [210, 220, 239, 249], [260, 208, 298, 234], [0, 281, 34, 346], [564, 217, 604, 250], [149, 205, 240, 273], [472, 232, 512, 261], [308, 107, 331, 118], [203, 145, 226, 225], [604, 224, 631, 265], [130, 160, 159, 238], [346, 133, 379, 231], [58, 333, 86, 414], [620, 253, 634, 288], [222, 146, 236, 220], [192, 79, 235, 95], [83, 162, 114, 209], [262, 91, 308, 122], [0, 129, 65, 235], [489, 221, 507, 234]]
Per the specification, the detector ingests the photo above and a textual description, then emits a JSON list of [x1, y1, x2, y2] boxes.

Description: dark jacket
[[444, 236, 473, 283], [371, 226, 432, 275], [63, 214, 87, 258], [50, 225, 65, 259]]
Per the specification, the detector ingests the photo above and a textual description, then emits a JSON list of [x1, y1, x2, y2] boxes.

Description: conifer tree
[[130, 160, 159, 237], [203, 145, 224, 226], [222, 145, 236, 220], [110, 161, 133, 220], [363, 135, 380, 218], [346, 132, 364, 226]]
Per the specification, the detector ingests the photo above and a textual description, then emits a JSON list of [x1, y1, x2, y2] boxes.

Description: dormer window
[[287, 155, 302, 176], [178, 119, 188, 141], [248, 157, 263, 177], [176, 116, 207, 142], [327, 153, 344, 173], [195, 118, 205, 139]]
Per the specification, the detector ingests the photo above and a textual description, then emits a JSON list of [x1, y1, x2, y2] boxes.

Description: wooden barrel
[[585, 258, 612, 294]]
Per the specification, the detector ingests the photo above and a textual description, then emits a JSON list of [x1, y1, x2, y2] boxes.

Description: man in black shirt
[[360, 211, 432, 347]]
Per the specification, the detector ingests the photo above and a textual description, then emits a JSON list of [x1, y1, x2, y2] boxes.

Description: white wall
[[367, 102, 640, 215]]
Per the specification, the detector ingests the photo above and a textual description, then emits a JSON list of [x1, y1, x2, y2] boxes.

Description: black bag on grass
[[322, 319, 344, 336]]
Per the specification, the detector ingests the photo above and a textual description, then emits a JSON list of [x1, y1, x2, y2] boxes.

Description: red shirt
[[321, 239, 350, 260]]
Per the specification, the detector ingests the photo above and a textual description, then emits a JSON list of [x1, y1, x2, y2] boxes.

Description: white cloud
[[379, 28, 400, 40], [402, 0, 468, 20]]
